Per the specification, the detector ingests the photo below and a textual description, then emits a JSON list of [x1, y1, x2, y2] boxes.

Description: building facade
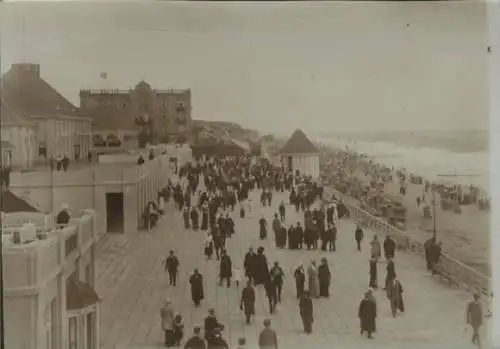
[[2, 210, 100, 349], [1, 101, 37, 168], [31, 114, 93, 162], [1, 63, 93, 166], [79, 81, 192, 147], [279, 129, 320, 179]]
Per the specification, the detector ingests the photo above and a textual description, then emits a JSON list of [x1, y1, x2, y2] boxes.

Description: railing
[[80, 88, 190, 95], [324, 186, 491, 297]]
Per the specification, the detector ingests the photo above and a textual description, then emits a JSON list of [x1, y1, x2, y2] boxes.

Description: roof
[[0, 99, 35, 127], [0, 190, 40, 213], [66, 279, 101, 311], [1, 64, 84, 119], [279, 129, 320, 155]]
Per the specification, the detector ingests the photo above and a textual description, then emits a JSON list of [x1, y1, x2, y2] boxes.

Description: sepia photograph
[[0, 1, 497, 349]]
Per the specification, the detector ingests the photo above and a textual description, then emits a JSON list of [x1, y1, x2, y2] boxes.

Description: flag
[[100, 72, 108, 79]]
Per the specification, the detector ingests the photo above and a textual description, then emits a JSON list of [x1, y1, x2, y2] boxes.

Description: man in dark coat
[[259, 216, 268, 240], [326, 205, 334, 225], [294, 265, 306, 299], [183, 206, 191, 229], [264, 279, 278, 314], [201, 203, 209, 230], [295, 222, 304, 249], [204, 309, 223, 342], [279, 224, 287, 249], [279, 201, 286, 221], [318, 258, 331, 298], [191, 207, 199, 230], [358, 292, 377, 339], [466, 293, 483, 346], [189, 269, 204, 307], [386, 276, 404, 317], [287, 225, 295, 250], [219, 250, 232, 288], [225, 214, 235, 238], [272, 214, 281, 247], [270, 262, 285, 303], [369, 258, 378, 289], [384, 258, 396, 290], [240, 280, 256, 324], [355, 224, 364, 251], [254, 247, 270, 286], [299, 291, 314, 334], [184, 327, 206, 349], [383, 235, 396, 260], [166, 251, 179, 286], [244, 248, 257, 284]]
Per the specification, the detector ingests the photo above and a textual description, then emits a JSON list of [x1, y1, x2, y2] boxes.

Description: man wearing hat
[[466, 293, 483, 346], [258, 319, 278, 349], [184, 327, 206, 349]]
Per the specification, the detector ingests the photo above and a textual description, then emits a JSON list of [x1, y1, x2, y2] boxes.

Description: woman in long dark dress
[[201, 203, 209, 230], [189, 269, 204, 307], [358, 292, 377, 339], [191, 207, 199, 230], [369, 258, 378, 289], [259, 216, 268, 240], [318, 258, 331, 298]]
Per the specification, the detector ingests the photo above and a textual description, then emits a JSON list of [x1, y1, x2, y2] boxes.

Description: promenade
[[95, 189, 488, 349]]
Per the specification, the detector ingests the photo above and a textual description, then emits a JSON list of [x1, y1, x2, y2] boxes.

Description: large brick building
[[79, 81, 192, 147]]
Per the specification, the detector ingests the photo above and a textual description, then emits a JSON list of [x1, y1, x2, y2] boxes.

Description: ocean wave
[[318, 137, 489, 190]]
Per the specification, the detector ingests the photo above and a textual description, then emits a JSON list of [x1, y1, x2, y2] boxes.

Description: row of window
[[85, 99, 187, 111]]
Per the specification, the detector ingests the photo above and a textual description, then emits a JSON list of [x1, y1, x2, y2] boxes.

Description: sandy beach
[[321, 146, 491, 277]]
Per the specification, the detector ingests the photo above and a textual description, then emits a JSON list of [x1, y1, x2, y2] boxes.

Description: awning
[[0, 141, 15, 149], [66, 280, 101, 311], [0, 191, 40, 213]]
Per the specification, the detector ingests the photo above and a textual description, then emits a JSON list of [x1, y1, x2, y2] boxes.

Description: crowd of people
[[151, 153, 484, 349]]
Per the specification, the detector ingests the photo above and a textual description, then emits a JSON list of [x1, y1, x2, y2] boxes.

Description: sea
[[318, 138, 490, 193]]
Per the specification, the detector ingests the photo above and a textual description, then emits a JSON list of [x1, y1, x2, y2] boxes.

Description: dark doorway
[[287, 156, 293, 171], [106, 192, 124, 233]]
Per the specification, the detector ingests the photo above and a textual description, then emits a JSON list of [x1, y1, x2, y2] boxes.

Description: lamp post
[[0, 144, 5, 349], [432, 189, 437, 240]]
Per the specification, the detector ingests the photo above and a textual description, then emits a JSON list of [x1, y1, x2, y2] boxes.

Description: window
[[85, 264, 91, 284], [86, 311, 96, 349], [68, 316, 78, 349], [39, 142, 47, 157]]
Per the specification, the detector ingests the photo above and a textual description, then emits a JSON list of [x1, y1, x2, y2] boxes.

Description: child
[[172, 314, 184, 346], [233, 266, 242, 287], [204, 233, 214, 260]]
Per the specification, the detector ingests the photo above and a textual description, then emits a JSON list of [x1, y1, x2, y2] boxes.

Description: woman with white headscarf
[[160, 299, 175, 347]]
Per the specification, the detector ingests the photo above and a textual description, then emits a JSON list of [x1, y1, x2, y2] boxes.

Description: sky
[[0, 1, 492, 136]]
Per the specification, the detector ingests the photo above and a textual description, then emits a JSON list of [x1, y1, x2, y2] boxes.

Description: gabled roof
[[279, 129, 319, 155], [0, 190, 40, 213], [1, 64, 80, 118], [0, 99, 35, 127]]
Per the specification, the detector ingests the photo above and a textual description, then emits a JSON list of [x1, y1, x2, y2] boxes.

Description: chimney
[[11, 63, 40, 78]]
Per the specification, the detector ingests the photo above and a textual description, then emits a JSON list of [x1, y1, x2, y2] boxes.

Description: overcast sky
[[0, 1, 491, 136]]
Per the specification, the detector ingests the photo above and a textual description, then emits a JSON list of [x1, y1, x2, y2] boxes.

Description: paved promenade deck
[[95, 190, 489, 349]]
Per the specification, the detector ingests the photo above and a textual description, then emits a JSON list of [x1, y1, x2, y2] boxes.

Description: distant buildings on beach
[[0, 62, 193, 170]]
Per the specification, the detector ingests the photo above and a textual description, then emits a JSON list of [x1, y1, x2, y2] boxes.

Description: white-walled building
[[1, 100, 37, 168], [279, 129, 320, 179], [1, 63, 93, 167], [1, 210, 100, 349]]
